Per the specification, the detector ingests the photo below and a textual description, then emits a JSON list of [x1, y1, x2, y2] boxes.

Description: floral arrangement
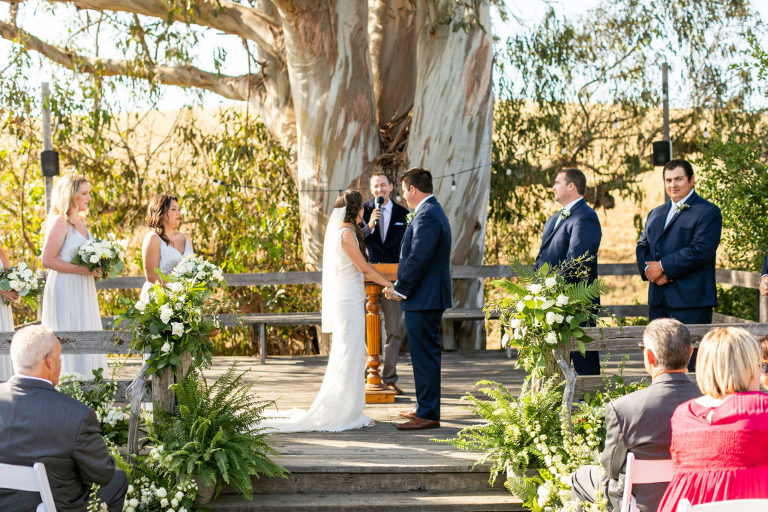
[[56, 368, 130, 446], [115, 274, 222, 377], [171, 255, 225, 290], [485, 258, 606, 380], [71, 234, 128, 279], [0, 262, 44, 305], [122, 475, 197, 512]]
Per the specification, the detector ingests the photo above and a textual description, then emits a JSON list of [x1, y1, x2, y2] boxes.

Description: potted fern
[[145, 364, 287, 504]]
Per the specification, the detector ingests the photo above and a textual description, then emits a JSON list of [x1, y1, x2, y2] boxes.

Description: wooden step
[[206, 490, 523, 511]]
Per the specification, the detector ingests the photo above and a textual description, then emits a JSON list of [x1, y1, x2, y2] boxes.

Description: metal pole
[[662, 63, 670, 202], [41, 82, 54, 215]]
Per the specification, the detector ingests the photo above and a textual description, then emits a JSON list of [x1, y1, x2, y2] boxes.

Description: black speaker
[[40, 150, 60, 177], [652, 140, 672, 167]]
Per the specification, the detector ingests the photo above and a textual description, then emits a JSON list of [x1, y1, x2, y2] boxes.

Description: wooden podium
[[364, 263, 398, 403]]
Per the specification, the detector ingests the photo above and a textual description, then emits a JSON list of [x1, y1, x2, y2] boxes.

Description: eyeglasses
[[760, 362, 768, 374]]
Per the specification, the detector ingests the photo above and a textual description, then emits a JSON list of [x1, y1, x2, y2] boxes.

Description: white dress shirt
[[554, 197, 584, 229], [664, 188, 695, 229]]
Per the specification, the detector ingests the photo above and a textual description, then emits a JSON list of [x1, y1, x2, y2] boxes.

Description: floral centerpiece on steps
[[485, 257, 607, 385], [70, 234, 128, 279]]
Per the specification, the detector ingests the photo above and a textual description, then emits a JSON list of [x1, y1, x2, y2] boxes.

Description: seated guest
[[657, 327, 768, 511], [0, 325, 128, 512], [759, 335, 768, 391], [571, 318, 700, 512]]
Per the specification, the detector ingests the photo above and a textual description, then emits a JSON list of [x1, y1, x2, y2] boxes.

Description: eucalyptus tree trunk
[[406, 3, 494, 348]]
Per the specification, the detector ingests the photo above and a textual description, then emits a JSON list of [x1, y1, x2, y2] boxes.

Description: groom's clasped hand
[[382, 287, 401, 301]]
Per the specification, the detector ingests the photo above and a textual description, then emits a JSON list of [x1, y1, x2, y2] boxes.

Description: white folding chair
[[677, 498, 768, 512], [620, 452, 674, 512], [0, 461, 56, 512]]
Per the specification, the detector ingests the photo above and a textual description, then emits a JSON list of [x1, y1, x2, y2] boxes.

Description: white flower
[[135, 300, 147, 312], [516, 301, 525, 312], [546, 312, 557, 325], [175, 491, 184, 500], [545, 277, 557, 288], [555, 313, 564, 324], [157, 487, 167, 498], [89, 255, 100, 264], [171, 322, 184, 337], [171, 498, 179, 507], [540, 299, 555, 310], [167, 281, 184, 294], [527, 283, 543, 294], [566, 315, 574, 324], [129, 498, 139, 507], [509, 317, 522, 329], [545, 331, 558, 345], [556, 294, 569, 306], [159, 304, 173, 324], [160, 342, 172, 353], [160, 498, 169, 507]]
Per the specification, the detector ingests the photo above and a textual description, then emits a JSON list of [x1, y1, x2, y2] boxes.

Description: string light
[[451, 175, 456, 191], [703, 127, 709, 139]]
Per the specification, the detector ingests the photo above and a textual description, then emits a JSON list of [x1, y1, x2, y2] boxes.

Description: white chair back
[[0, 462, 56, 512], [620, 452, 674, 512], [677, 498, 768, 512]]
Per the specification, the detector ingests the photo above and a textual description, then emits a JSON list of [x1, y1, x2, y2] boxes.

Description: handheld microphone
[[374, 195, 384, 228]]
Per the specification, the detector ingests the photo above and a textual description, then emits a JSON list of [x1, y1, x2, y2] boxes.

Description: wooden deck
[[113, 349, 645, 511]]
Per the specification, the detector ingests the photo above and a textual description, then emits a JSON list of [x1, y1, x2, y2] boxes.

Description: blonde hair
[[49, 173, 89, 220], [696, 327, 761, 398], [10, 325, 59, 373]]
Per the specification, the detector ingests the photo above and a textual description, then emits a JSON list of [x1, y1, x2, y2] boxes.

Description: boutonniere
[[674, 203, 690, 213], [559, 208, 570, 220], [406, 211, 416, 225]]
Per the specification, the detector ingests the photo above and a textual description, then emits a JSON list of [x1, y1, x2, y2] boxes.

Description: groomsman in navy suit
[[385, 168, 452, 430], [535, 168, 602, 375], [636, 158, 722, 372], [759, 253, 768, 297], [362, 172, 410, 395]]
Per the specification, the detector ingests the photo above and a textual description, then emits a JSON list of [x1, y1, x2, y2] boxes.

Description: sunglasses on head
[[761, 362, 768, 374]]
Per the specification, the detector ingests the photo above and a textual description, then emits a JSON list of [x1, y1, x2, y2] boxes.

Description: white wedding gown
[[260, 224, 371, 433], [41, 224, 107, 378], [0, 261, 15, 381], [140, 236, 193, 300]]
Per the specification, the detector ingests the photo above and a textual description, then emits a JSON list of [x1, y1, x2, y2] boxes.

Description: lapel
[[659, 192, 698, 239], [542, 200, 584, 248]]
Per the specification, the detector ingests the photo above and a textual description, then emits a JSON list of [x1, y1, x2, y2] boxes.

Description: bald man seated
[[0, 325, 127, 512]]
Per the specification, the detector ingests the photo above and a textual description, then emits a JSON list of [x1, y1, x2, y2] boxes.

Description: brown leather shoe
[[398, 409, 417, 419], [385, 383, 403, 395], [396, 416, 440, 430]]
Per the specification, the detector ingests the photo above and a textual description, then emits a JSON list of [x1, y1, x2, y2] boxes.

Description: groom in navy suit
[[636, 158, 722, 371], [385, 168, 452, 430], [536, 168, 602, 375]]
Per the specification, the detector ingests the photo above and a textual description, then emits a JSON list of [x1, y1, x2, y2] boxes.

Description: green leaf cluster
[[145, 364, 287, 500]]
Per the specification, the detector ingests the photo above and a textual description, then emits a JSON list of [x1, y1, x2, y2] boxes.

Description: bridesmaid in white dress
[[140, 194, 194, 299], [0, 242, 19, 381], [41, 174, 107, 378]]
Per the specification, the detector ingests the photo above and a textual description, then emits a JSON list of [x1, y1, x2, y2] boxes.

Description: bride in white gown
[[261, 190, 396, 433], [140, 194, 193, 300], [0, 241, 19, 381]]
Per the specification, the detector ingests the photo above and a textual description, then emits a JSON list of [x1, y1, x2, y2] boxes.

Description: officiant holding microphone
[[362, 172, 409, 395]]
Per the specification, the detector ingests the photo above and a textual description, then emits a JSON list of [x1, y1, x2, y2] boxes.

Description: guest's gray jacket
[[601, 372, 701, 512], [0, 375, 118, 512]]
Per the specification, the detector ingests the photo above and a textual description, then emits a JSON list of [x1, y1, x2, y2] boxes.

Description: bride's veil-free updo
[[334, 189, 367, 260]]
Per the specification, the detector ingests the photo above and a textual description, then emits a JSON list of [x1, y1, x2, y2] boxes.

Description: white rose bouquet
[[171, 255, 226, 289], [121, 474, 197, 512], [485, 256, 606, 380], [0, 262, 44, 304], [71, 234, 128, 279], [114, 276, 222, 376]]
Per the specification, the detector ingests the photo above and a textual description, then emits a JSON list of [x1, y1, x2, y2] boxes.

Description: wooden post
[[758, 290, 768, 323], [152, 351, 193, 414], [364, 263, 398, 404]]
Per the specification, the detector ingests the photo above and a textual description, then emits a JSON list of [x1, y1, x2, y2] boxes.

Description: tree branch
[[13, 0, 284, 62], [0, 20, 259, 101]]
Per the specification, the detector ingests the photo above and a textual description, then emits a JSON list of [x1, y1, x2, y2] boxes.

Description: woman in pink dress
[[657, 327, 768, 511]]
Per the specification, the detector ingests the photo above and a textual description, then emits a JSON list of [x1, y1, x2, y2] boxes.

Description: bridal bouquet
[[171, 255, 226, 289], [115, 277, 221, 376], [71, 234, 128, 279], [0, 262, 44, 304]]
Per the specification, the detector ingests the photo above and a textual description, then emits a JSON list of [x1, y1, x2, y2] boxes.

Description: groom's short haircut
[[558, 168, 586, 195], [663, 158, 694, 180], [400, 167, 433, 194], [10, 325, 59, 373]]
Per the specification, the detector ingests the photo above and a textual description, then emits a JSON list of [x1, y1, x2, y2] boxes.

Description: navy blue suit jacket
[[362, 199, 409, 263], [535, 199, 602, 285], [394, 196, 452, 312], [761, 251, 768, 276], [636, 191, 722, 309]]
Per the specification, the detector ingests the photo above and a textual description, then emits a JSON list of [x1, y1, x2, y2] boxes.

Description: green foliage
[[696, 135, 768, 271], [715, 284, 757, 322], [486, 256, 607, 380], [56, 368, 130, 446], [487, 0, 763, 263], [145, 364, 287, 500]]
